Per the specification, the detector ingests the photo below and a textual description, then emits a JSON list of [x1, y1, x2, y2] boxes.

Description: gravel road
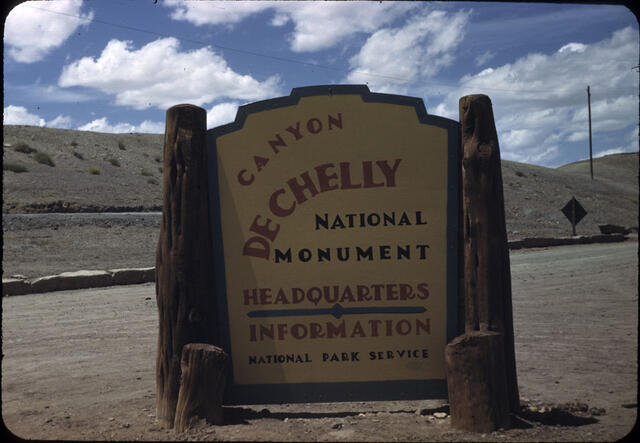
[[2, 241, 637, 441]]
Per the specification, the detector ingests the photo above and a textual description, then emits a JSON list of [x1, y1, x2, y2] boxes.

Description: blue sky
[[3, 0, 638, 167]]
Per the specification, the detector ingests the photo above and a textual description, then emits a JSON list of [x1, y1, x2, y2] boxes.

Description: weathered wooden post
[[174, 344, 228, 431], [155, 104, 221, 428], [445, 94, 520, 432]]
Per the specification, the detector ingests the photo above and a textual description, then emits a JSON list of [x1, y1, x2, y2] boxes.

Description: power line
[[19, 2, 640, 96], [22, 2, 414, 85]]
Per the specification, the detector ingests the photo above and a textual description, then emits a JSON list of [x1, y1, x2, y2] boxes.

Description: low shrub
[[73, 151, 84, 160], [108, 158, 121, 167], [4, 162, 28, 173], [140, 168, 153, 177], [147, 177, 159, 185], [515, 170, 526, 178], [13, 142, 36, 154], [88, 167, 100, 175], [34, 151, 55, 167], [118, 141, 126, 150], [71, 141, 78, 147], [154, 155, 162, 163]]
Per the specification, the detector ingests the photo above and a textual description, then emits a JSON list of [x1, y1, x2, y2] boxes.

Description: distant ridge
[[3, 125, 638, 238]]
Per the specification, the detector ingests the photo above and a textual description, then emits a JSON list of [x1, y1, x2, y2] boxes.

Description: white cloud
[[4, 0, 93, 63], [529, 145, 561, 164], [275, 2, 416, 53], [163, 0, 414, 52], [58, 38, 281, 110], [434, 26, 639, 166], [475, 50, 496, 67], [77, 117, 164, 134], [3, 105, 46, 126], [138, 120, 165, 134], [558, 42, 587, 54], [345, 9, 471, 94], [3, 105, 73, 129], [207, 102, 240, 128], [47, 115, 74, 129], [594, 147, 627, 158], [78, 118, 134, 133], [566, 131, 588, 143], [571, 95, 636, 133], [164, 0, 271, 26]]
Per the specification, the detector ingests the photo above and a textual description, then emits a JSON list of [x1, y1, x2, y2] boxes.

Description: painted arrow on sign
[[247, 303, 426, 320]]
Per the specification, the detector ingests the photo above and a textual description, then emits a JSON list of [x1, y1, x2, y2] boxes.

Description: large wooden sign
[[207, 85, 459, 404]]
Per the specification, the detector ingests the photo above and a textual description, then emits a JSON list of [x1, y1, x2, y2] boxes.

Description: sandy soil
[[2, 241, 637, 441]]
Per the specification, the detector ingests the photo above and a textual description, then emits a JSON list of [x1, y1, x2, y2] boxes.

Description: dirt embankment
[[3, 125, 638, 238], [3, 125, 164, 213], [3, 125, 638, 280]]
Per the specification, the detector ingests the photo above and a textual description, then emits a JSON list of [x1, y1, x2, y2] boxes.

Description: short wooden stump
[[174, 343, 228, 432], [445, 331, 510, 433]]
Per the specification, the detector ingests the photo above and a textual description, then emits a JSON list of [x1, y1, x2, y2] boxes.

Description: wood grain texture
[[445, 94, 520, 432], [445, 331, 510, 432], [155, 105, 219, 428], [174, 344, 227, 432]]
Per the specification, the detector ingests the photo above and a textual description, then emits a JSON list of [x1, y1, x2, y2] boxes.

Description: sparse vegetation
[[70, 141, 78, 147], [88, 167, 100, 175], [73, 151, 84, 160], [108, 158, 121, 167], [118, 141, 126, 150], [158, 166, 163, 174], [143, 152, 149, 158], [515, 170, 526, 178], [140, 168, 153, 177], [147, 177, 159, 185], [4, 162, 28, 173], [34, 152, 55, 167], [13, 142, 36, 154]]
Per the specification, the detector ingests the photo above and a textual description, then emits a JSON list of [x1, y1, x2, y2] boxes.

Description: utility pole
[[587, 85, 593, 179]]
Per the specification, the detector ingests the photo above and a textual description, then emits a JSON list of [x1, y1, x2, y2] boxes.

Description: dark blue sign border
[[206, 84, 459, 405]]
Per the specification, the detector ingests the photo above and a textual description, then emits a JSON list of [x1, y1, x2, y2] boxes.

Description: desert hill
[[3, 125, 164, 212], [558, 152, 638, 194], [3, 125, 638, 239]]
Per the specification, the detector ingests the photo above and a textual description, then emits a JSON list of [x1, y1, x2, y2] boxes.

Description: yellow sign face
[[207, 85, 458, 404]]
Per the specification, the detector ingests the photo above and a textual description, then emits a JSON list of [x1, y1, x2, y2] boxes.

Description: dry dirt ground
[[2, 125, 638, 441], [2, 241, 637, 442]]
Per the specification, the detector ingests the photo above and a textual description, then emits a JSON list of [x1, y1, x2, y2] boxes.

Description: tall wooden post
[[587, 85, 593, 180], [155, 104, 219, 428], [445, 94, 520, 432]]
